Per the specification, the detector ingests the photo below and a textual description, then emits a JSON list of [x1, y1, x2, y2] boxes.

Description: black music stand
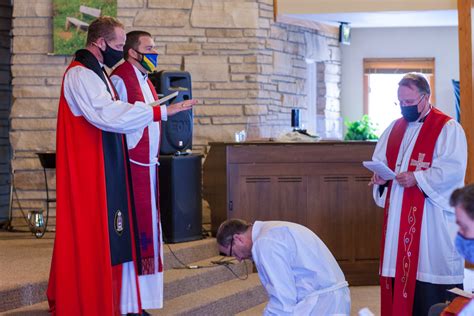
[[35, 152, 56, 238]]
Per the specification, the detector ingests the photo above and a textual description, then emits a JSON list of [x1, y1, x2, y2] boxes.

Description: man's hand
[[167, 99, 198, 117], [395, 171, 417, 188], [368, 173, 387, 186]]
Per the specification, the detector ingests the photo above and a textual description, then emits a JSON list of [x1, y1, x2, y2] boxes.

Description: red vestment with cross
[[380, 108, 451, 316], [410, 153, 430, 171]]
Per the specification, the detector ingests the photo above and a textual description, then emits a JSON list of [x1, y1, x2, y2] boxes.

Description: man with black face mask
[[47, 17, 197, 316], [110, 30, 196, 313], [368, 73, 467, 316]]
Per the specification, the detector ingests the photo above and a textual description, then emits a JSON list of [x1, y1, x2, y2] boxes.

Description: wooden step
[[153, 273, 266, 316], [236, 302, 267, 316], [5, 274, 266, 316], [163, 237, 219, 270], [164, 256, 253, 300], [1, 300, 49, 315], [0, 234, 218, 312], [0, 232, 53, 312]]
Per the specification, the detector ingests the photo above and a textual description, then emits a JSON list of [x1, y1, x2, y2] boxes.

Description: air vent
[[278, 177, 303, 183], [246, 177, 271, 183], [323, 176, 348, 183], [355, 176, 372, 182]]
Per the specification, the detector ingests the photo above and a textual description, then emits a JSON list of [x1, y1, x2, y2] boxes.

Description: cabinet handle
[[229, 201, 233, 211]]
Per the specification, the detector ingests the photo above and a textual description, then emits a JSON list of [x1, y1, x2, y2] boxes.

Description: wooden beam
[[275, 15, 339, 38], [274, 0, 278, 21], [363, 58, 435, 70], [278, 0, 456, 14], [458, 0, 474, 184]]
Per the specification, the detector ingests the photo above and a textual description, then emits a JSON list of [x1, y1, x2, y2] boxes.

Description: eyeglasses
[[229, 237, 234, 257], [394, 94, 425, 107]]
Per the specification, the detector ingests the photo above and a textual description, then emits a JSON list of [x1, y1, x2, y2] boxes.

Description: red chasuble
[[47, 53, 142, 315], [380, 108, 451, 316], [112, 61, 163, 275]]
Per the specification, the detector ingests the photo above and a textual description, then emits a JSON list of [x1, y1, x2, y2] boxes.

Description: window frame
[[363, 58, 436, 115]]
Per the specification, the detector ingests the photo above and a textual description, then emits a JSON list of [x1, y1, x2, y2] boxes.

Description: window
[[363, 58, 435, 136], [306, 59, 317, 135]]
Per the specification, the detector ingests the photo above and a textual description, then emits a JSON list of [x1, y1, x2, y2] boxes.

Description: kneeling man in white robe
[[217, 219, 351, 315]]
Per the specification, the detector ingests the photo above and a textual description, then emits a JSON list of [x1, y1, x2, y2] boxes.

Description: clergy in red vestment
[[47, 17, 196, 315], [369, 73, 467, 316], [110, 31, 195, 311]]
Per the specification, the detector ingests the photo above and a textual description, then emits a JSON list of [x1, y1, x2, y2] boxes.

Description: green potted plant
[[344, 115, 378, 141]]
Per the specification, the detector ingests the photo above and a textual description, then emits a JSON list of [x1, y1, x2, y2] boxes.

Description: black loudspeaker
[[149, 71, 193, 155], [159, 154, 202, 243]]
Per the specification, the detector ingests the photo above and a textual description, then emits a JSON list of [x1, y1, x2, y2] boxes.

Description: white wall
[[341, 26, 459, 122]]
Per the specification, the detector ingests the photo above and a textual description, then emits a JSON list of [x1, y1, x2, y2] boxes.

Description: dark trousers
[[390, 278, 462, 316]]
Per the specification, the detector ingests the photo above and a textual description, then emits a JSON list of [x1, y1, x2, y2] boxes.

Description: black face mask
[[101, 42, 123, 68], [400, 104, 421, 122], [400, 95, 426, 122]]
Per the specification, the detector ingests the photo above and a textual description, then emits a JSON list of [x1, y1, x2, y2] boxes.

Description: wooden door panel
[[351, 176, 383, 260], [276, 176, 307, 224], [309, 175, 352, 262], [238, 176, 275, 221]]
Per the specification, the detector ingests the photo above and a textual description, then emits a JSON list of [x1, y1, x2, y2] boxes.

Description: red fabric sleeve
[[152, 106, 162, 122]]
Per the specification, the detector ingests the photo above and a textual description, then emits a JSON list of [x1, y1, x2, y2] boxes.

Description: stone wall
[[9, 0, 341, 226]]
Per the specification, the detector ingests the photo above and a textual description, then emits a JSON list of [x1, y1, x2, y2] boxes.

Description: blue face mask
[[400, 104, 421, 122], [455, 233, 474, 263]]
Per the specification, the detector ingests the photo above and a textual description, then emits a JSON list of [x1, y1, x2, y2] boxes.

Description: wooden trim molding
[[363, 58, 435, 72], [363, 74, 369, 115], [276, 0, 456, 14], [274, 0, 278, 20], [275, 15, 339, 38], [457, 0, 474, 184]]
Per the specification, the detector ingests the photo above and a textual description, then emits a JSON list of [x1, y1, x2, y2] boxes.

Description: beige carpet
[[3, 286, 381, 315], [0, 231, 381, 315], [350, 286, 380, 315]]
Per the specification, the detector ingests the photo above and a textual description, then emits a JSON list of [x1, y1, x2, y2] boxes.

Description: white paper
[[149, 91, 179, 107], [448, 287, 473, 299], [363, 161, 396, 180], [358, 308, 375, 316]]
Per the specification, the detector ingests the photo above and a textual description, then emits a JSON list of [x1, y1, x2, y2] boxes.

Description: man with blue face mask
[[452, 185, 474, 263], [428, 185, 474, 315], [449, 184, 474, 315], [369, 73, 468, 316], [110, 31, 196, 313]]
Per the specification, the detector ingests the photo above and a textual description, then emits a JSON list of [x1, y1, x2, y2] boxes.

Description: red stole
[[112, 61, 163, 275], [380, 108, 450, 316]]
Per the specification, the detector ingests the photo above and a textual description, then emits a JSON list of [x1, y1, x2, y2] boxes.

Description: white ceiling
[[287, 10, 458, 28]]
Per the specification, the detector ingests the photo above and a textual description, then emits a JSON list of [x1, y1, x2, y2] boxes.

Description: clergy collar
[[132, 63, 148, 82], [418, 106, 432, 123]]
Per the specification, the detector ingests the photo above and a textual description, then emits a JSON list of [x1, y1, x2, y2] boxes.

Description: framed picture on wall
[[53, 0, 117, 55]]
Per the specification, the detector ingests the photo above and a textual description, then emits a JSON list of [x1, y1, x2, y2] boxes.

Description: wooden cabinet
[[203, 141, 381, 285]]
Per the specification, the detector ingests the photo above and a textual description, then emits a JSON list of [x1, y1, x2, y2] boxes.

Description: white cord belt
[[129, 157, 159, 167], [312, 280, 349, 296]]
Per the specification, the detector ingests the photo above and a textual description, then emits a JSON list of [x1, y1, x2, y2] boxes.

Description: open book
[[149, 91, 179, 107]]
